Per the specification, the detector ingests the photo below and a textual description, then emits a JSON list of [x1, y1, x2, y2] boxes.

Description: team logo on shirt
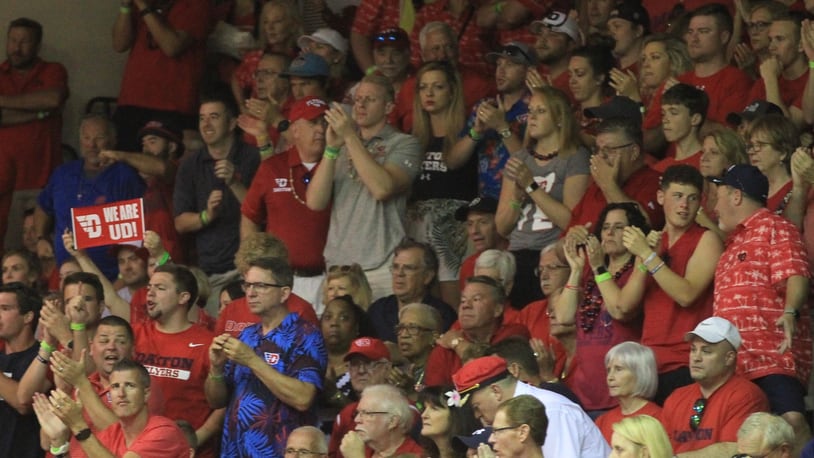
[[273, 178, 292, 193], [264, 352, 280, 365]]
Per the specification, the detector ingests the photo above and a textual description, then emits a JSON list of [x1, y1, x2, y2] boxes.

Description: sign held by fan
[[71, 198, 145, 249]]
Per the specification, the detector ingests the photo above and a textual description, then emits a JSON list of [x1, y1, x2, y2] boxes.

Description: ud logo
[[76, 214, 102, 238], [275, 178, 288, 187], [264, 352, 280, 364]]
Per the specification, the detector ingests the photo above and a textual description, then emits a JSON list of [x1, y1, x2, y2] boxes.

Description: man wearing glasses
[[452, 355, 608, 457], [565, 115, 663, 232], [241, 97, 333, 308], [285, 426, 329, 458], [339, 384, 422, 458], [660, 317, 768, 457], [367, 239, 456, 342], [328, 337, 394, 458], [206, 257, 327, 458]]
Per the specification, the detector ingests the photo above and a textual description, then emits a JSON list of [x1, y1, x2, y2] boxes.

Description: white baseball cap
[[685, 317, 742, 350], [297, 28, 348, 55]]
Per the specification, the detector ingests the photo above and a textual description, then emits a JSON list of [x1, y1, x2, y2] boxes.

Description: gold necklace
[[288, 167, 311, 205]]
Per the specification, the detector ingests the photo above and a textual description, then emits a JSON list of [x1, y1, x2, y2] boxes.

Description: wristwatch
[[75, 428, 92, 442], [525, 182, 540, 194], [499, 127, 512, 139], [784, 309, 801, 320]]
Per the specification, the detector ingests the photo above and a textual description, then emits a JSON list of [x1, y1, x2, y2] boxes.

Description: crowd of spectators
[[5, 0, 814, 457]]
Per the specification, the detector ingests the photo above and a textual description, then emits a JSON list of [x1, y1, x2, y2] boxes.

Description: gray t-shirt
[[509, 146, 590, 251], [324, 125, 421, 269]]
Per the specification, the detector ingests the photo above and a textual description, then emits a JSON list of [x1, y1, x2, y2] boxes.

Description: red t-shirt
[[117, 0, 213, 114], [594, 401, 662, 445], [143, 174, 186, 264], [675, 66, 753, 126], [767, 180, 793, 215], [661, 376, 768, 454], [568, 165, 664, 231], [423, 321, 530, 386], [641, 225, 714, 373], [714, 208, 812, 383], [0, 58, 68, 189], [364, 437, 422, 458], [241, 148, 331, 271], [330, 401, 422, 458], [96, 415, 191, 458], [747, 70, 809, 109], [352, 0, 404, 37], [132, 321, 214, 456], [509, 298, 567, 377], [69, 372, 166, 458], [652, 150, 702, 174], [214, 294, 318, 337], [643, 0, 734, 34]]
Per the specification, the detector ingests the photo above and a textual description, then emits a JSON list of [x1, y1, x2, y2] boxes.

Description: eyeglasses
[[492, 425, 521, 434], [592, 142, 634, 158], [747, 140, 773, 152], [348, 360, 388, 371], [354, 409, 391, 419], [689, 397, 707, 431], [284, 449, 326, 457], [747, 21, 771, 32], [389, 264, 422, 275], [240, 281, 286, 293], [394, 323, 433, 336], [534, 264, 569, 277]]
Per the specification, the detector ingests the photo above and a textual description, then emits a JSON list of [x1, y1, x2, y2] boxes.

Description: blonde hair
[[258, 1, 303, 51], [703, 129, 748, 171], [524, 86, 582, 157], [612, 415, 673, 458], [323, 264, 372, 309], [411, 61, 465, 153]]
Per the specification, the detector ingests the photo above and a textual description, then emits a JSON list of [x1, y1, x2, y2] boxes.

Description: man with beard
[[99, 118, 186, 263], [528, 12, 582, 99], [0, 18, 69, 246]]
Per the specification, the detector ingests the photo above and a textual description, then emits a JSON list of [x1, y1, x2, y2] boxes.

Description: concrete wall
[[1, 0, 129, 150]]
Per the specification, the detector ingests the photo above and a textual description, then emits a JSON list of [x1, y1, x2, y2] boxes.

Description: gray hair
[[737, 413, 794, 449], [289, 426, 328, 454], [475, 249, 516, 292], [604, 341, 658, 400], [398, 302, 442, 332], [418, 21, 457, 52], [361, 384, 413, 433]]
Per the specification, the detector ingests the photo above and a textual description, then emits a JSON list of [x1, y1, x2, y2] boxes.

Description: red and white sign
[[71, 198, 145, 249]]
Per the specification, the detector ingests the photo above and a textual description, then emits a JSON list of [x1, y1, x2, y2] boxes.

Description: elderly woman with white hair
[[473, 249, 519, 321], [594, 342, 663, 444]]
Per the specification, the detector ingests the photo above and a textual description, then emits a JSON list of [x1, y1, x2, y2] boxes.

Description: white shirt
[[513, 381, 611, 458]]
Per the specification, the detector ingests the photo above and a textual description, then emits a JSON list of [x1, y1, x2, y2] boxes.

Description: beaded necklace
[[578, 255, 634, 332]]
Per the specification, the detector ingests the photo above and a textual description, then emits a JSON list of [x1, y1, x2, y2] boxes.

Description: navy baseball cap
[[707, 164, 768, 205]]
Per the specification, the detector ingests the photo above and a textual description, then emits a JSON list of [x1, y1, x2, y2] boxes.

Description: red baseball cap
[[288, 96, 329, 123], [452, 356, 510, 394], [344, 337, 390, 361]]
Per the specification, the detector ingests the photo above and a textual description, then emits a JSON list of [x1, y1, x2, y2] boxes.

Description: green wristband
[[594, 272, 612, 283], [324, 146, 340, 160], [809, 61, 814, 69], [469, 127, 482, 142], [40, 341, 55, 353], [200, 210, 209, 226], [156, 251, 171, 267], [509, 200, 522, 210], [70, 322, 86, 331]]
